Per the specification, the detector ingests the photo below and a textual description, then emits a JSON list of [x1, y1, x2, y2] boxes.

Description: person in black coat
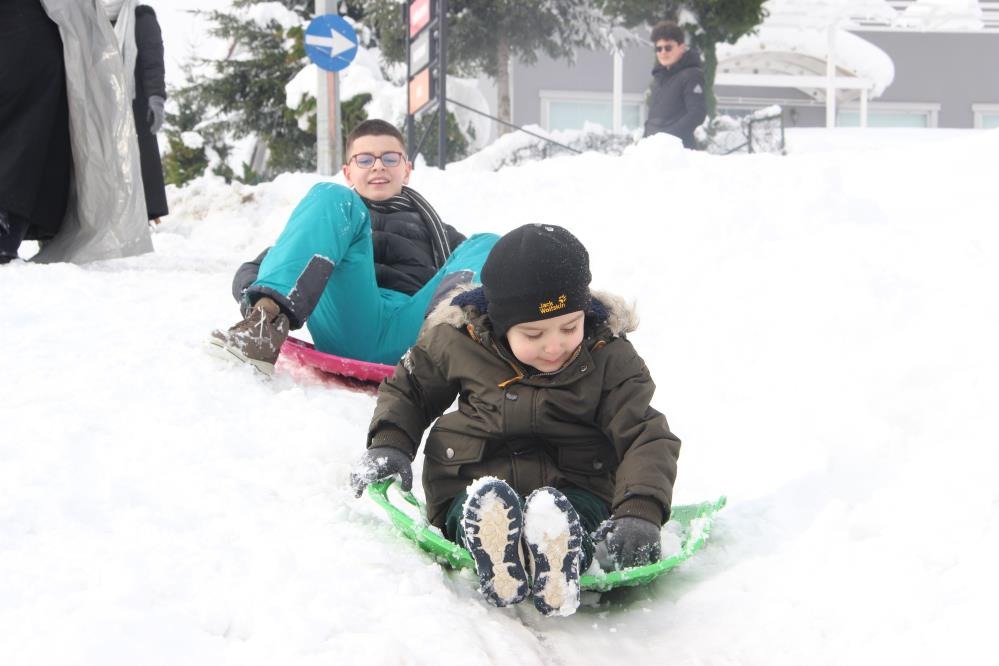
[[102, 1, 168, 222], [643, 21, 707, 150], [133, 5, 168, 221], [0, 0, 72, 263]]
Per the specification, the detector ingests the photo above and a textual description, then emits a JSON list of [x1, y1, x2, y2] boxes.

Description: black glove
[[594, 516, 662, 570], [147, 95, 165, 133], [350, 446, 413, 498]]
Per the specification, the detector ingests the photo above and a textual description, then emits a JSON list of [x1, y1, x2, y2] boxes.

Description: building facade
[[506, 1, 999, 132]]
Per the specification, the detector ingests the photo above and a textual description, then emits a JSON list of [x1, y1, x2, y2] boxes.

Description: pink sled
[[279, 337, 395, 384]]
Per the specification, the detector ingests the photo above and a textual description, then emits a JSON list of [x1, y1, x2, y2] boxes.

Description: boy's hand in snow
[[350, 446, 413, 497], [593, 516, 662, 570]]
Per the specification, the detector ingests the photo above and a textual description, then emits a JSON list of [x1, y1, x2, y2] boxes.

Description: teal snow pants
[[249, 182, 497, 365]]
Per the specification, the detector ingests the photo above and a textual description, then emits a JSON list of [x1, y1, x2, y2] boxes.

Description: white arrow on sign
[[305, 28, 355, 59]]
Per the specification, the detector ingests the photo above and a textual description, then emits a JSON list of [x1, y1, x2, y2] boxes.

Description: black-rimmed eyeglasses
[[655, 44, 674, 53], [349, 152, 405, 168]]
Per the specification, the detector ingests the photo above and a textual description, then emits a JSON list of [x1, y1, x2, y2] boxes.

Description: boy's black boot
[[461, 477, 529, 607], [523, 487, 584, 617]]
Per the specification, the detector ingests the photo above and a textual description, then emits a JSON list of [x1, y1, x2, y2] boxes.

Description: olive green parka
[[367, 287, 681, 530]]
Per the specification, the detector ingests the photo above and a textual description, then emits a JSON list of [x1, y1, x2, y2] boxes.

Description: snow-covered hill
[[3, 125, 998, 664]]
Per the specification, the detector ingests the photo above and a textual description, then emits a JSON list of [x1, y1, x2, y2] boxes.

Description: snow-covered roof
[[896, 0, 986, 30], [716, 27, 895, 100], [763, 0, 996, 31]]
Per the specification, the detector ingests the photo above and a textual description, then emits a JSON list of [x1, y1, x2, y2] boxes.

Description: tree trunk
[[703, 41, 718, 119], [495, 33, 511, 135]]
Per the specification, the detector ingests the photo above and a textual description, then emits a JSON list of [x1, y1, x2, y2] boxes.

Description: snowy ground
[[4, 127, 998, 665]]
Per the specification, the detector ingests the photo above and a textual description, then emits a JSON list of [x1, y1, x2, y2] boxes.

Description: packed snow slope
[[3, 128, 999, 665]]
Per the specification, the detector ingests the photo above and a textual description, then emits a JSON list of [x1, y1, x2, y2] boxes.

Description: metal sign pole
[[331, 70, 343, 171], [437, 0, 447, 170], [313, 0, 350, 174], [403, 3, 415, 155], [315, 0, 333, 175]]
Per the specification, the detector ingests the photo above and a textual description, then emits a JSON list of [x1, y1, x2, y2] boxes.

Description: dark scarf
[[362, 186, 453, 269]]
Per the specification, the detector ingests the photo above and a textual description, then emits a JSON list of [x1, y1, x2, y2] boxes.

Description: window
[[540, 90, 646, 132], [973, 104, 999, 129], [837, 102, 940, 128]]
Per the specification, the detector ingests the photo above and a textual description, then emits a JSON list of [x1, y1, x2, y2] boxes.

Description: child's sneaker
[[461, 477, 529, 607], [523, 487, 584, 617]]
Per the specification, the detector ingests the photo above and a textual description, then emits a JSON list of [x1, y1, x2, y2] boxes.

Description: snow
[[764, 0, 899, 27], [900, 0, 985, 30], [153, 0, 235, 88], [5, 121, 999, 663], [762, 0, 988, 31], [180, 130, 205, 149], [5, 2, 999, 664], [237, 1, 300, 32]]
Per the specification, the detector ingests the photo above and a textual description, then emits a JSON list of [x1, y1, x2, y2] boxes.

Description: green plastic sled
[[367, 479, 726, 592]]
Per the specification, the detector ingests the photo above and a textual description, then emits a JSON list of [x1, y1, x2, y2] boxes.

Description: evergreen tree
[[601, 0, 767, 117], [365, 0, 615, 130], [188, 0, 315, 180], [409, 110, 474, 167], [163, 66, 244, 185], [165, 1, 378, 184], [162, 72, 209, 187]]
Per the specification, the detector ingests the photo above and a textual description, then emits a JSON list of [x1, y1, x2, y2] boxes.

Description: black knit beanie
[[481, 224, 591, 336]]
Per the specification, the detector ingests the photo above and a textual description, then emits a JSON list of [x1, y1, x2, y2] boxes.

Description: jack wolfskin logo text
[[539, 294, 567, 315]]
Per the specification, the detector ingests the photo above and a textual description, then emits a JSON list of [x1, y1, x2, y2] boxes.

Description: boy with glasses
[[210, 119, 498, 373], [643, 21, 706, 149]]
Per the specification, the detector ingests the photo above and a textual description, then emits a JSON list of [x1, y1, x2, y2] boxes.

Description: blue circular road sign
[[305, 15, 358, 72]]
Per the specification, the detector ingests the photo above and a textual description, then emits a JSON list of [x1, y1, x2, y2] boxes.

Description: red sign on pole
[[408, 68, 432, 115], [409, 0, 431, 37]]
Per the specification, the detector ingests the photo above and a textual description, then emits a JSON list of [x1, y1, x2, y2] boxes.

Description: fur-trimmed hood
[[424, 284, 640, 339]]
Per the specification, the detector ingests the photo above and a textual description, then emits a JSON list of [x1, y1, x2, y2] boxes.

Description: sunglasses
[[349, 152, 405, 168], [655, 44, 675, 53]]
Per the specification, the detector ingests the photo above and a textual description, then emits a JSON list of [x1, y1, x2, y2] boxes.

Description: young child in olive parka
[[351, 224, 680, 617]]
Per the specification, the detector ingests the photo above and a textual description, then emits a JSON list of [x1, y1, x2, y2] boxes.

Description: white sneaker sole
[[205, 337, 276, 376], [523, 488, 583, 617], [462, 478, 529, 607]]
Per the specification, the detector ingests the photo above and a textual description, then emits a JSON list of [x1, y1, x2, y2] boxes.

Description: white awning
[[716, 26, 894, 103]]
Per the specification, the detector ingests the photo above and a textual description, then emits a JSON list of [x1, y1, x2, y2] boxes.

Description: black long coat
[[0, 0, 71, 239], [644, 48, 708, 149], [131, 5, 168, 220]]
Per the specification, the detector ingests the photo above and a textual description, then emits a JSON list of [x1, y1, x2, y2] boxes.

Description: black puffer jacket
[[644, 48, 707, 149], [369, 206, 465, 295], [231, 202, 466, 305]]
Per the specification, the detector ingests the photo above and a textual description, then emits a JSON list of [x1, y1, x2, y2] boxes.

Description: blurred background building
[[505, 0, 999, 131]]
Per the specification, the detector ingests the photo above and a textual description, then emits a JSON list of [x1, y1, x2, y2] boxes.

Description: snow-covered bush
[[458, 124, 641, 171], [697, 105, 786, 155]]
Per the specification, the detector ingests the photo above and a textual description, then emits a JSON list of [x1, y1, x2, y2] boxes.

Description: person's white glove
[[147, 95, 165, 133]]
